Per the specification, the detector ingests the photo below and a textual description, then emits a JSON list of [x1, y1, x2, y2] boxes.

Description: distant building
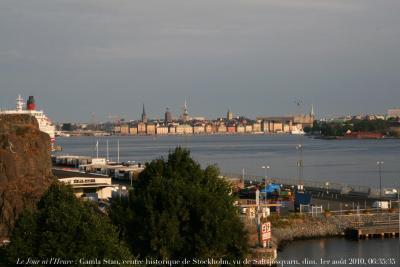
[[388, 108, 400, 118], [176, 124, 193, 135], [227, 109, 233, 121], [164, 107, 172, 123], [137, 122, 146, 135], [261, 121, 269, 133], [193, 125, 205, 134], [146, 123, 156, 135], [113, 126, 121, 134], [236, 125, 245, 133], [120, 124, 130, 135], [156, 125, 169, 135], [227, 126, 236, 133], [182, 100, 189, 122], [169, 125, 176, 134], [217, 124, 227, 133], [205, 124, 213, 134], [252, 122, 262, 133], [245, 125, 253, 133], [257, 113, 314, 134], [129, 126, 138, 135]]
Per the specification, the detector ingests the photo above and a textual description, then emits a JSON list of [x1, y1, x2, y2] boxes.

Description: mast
[[117, 139, 120, 163], [96, 140, 99, 158], [106, 139, 109, 161]]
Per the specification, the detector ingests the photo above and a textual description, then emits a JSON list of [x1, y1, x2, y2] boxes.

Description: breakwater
[[270, 213, 399, 247]]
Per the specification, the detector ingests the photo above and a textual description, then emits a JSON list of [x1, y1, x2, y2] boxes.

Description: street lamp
[[262, 165, 270, 201], [377, 161, 384, 198], [129, 161, 136, 187]]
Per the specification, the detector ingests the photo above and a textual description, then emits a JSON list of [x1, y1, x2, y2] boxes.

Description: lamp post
[[128, 161, 135, 187], [261, 165, 270, 201], [377, 161, 384, 198]]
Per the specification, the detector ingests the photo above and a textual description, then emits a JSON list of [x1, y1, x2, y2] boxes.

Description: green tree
[[4, 183, 132, 264], [110, 147, 248, 262]]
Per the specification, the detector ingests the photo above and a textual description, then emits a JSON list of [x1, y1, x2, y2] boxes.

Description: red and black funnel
[[27, 96, 36, 110]]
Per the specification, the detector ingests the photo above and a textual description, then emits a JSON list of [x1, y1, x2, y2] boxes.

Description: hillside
[[0, 114, 55, 240]]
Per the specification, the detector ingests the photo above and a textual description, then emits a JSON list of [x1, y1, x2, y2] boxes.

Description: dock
[[345, 214, 400, 239]]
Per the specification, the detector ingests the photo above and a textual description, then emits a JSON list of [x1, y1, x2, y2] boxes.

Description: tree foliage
[[312, 119, 397, 136], [4, 183, 132, 264], [110, 147, 248, 261]]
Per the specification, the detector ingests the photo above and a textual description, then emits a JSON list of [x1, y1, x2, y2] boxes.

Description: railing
[[221, 172, 387, 197]]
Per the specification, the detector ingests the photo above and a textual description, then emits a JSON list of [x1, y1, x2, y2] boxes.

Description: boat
[[291, 128, 305, 135], [0, 95, 56, 148]]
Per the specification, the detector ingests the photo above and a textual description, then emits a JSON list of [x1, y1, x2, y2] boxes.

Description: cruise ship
[[0, 95, 56, 145]]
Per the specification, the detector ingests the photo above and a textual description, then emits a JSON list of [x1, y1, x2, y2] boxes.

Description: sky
[[0, 0, 400, 122]]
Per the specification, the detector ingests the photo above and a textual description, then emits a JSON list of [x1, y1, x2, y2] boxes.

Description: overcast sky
[[1, 0, 399, 122]]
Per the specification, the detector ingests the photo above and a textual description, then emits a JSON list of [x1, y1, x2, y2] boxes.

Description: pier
[[346, 214, 400, 239]]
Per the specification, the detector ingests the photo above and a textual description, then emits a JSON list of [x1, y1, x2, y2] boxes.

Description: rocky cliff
[[0, 114, 55, 239]]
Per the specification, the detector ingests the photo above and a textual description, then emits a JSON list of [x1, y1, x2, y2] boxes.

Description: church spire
[[141, 103, 148, 123], [182, 100, 189, 122]]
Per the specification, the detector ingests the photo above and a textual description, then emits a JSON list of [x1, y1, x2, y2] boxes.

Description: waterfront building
[[193, 125, 205, 134], [156, 126, 169, 135], [252, 122, 262, 133], [283, 124, 290, 133], [169, 125, 176, 134], [236, 125, 245, 133], [272, 121, 284, 133], [113, 126, 121, 134], [205, 124, 213, 134], [227, 125, 236, 133], [120, 124, 130, 135], [129, 126, 138, 135], [141, 103, 148, 123], [245, 125, 253, 133], [176, 124, 193, 134], [261, 121, 269, 133], [217, 124, 227, 133], [164, 107, 172, 123], [146, 123, 156, 135], [387, 108, 400, 118], [137, 122, 146, 135]]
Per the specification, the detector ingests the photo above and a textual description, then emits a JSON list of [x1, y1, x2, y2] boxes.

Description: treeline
[[0, 148, 248, 265], [304, 119, 399, 137]]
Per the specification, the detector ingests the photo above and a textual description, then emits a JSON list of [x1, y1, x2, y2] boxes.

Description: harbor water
[[278, 238, 400, 267], [55, 134, 400, 188]]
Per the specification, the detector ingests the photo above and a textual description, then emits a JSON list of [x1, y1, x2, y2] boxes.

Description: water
[[278, 238, 400, 267], [55, 134, 400, 188]]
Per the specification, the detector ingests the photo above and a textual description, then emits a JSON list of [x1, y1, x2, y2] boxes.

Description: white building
[[54, 169, 116, 200]]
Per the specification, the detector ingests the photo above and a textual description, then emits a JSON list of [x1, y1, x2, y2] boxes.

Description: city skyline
[[1, 0, 400, 121]]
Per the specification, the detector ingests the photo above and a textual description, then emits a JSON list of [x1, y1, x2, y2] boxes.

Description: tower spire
[[182, 100, 189, 122], [141, 103, 148, 123], [310, 104, 315, 117]]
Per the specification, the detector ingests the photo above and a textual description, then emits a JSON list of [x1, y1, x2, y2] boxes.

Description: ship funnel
[[27, 96, 36, 111]]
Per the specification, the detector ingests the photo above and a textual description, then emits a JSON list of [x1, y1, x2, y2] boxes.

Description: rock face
[[0, 114, 54, 239]]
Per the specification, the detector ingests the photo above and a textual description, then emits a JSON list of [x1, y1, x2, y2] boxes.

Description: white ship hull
[[0, 95, 56, 143]]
